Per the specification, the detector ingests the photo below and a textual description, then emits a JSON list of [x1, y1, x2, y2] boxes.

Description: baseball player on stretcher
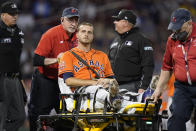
[[58, 22, 159, 113]]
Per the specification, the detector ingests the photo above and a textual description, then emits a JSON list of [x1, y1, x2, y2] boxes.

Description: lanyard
[[181, 38, 192, 85]]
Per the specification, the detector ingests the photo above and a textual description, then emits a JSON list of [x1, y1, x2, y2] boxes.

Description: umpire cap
[[112, 9, 137, 25], [168, 8, 191, 31], [62, 7, 80, 18], [0, 1, 19, 14]]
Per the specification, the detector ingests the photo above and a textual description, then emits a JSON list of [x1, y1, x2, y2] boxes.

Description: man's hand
[[96, 78, 118, 89], [138, 89, 145, 93], [57, 52, 64, 63], [96, 78, 110, 88], [151, 88, 162, 103]]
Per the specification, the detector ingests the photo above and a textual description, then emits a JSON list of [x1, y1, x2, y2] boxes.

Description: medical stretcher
[[37, 93, 167, 131]]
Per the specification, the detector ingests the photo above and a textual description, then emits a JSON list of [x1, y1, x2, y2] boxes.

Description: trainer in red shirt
[[28, 7, 80, 131], [162, 22, 196, 82], [34, 24, 77, 79], [152, 8, 196, 131]]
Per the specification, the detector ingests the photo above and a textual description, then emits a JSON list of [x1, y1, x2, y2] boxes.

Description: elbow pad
[[33, 54, 45, 66]]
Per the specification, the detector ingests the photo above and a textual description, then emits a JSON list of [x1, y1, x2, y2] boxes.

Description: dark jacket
[[108, 27, 154, 90], [0, 20, 24, 73]]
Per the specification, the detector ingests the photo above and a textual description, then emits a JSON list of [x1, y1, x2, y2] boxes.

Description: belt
[[0, 72, 20, 78], [176, 80, 196, 86]]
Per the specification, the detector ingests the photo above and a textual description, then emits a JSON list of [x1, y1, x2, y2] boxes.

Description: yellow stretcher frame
[[38, 94, 163, 131]]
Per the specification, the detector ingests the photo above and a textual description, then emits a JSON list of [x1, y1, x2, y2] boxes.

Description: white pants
[[58, 77, 142, 113], [58, 77, 110, 112]]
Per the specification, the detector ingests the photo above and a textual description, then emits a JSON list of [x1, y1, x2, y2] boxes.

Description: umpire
[[108, 9, 154, 93], [0, 1, 26, 131]]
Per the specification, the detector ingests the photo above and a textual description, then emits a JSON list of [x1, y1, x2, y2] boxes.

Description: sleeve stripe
[[106, 75, 114, 78], [63, 72, 73, 81], [59, 70, 72, 75], [105, 73, 114, 77]]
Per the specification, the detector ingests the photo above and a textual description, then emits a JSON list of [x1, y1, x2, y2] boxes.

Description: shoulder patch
[[0, 38, 11, 43], [144, 46, 153, 51], [59, 61, 66, 70]]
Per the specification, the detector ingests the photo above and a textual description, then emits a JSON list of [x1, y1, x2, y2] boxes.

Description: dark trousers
[[119, 81, 140, 92], [168, 81, 196, 131], [28, 70, 60, 131], [0, 76, 26, 131]]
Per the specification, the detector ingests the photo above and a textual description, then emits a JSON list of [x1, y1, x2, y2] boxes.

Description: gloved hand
[[108, 79, 119, 97]]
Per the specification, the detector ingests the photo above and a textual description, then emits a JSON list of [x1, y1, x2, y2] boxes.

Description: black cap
[[112, 9, 137, 24], [0, 1, 19, 14], [62, 7, 79, 18], [168, 8, 191, 31]]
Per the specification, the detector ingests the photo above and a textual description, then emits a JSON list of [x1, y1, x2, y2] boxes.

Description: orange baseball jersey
[[59, 47, 114, 80]]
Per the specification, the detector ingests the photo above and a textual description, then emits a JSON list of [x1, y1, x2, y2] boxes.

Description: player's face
[[114, 19, 128, 34], [61, 16, 79, 35], [77, 25, 94, 45], [1, 13, 18, 27]]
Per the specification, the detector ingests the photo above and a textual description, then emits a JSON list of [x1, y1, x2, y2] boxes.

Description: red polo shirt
[[162, 22, 196, 82], [34, 24, 77, 80]]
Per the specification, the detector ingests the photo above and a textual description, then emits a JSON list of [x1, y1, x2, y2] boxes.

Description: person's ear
[[1, 13, 5, 19], [187, 19, 192, 26], [61, 18, 64, 23]]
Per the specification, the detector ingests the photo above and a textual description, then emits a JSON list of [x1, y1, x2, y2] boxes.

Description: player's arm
[[59, 52, 97, 88], [95, 53, 117, 88], [65, 76, 97, 88]]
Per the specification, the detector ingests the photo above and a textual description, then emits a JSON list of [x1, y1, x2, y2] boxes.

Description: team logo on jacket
[[124, 41, 133, 46]]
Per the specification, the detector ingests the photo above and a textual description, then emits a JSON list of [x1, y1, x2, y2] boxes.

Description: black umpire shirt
[[108, 27, 154, 90], [0, 20, 24, 73]]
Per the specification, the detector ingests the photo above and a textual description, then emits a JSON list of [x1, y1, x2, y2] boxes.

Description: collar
[[187, 22, 196, 41], [119, 27, 139, 38], [72, 47, 96, 54], [0, 20, 17, 33], [0, 20, 7, 29]]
